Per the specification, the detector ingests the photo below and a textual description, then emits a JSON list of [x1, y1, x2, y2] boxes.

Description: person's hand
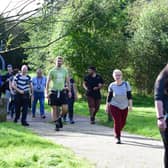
[[157, 119, 167, 131], [46, 91, 49, 99], [19, 90, 24, 94], [128, 106, 132, 112], [105, 103, 110, 113]]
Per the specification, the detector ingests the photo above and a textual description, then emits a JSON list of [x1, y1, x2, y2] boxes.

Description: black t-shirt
[[154, 76, 168, 114], [2, 72, 13, 90], [84, 74, 104, 99]]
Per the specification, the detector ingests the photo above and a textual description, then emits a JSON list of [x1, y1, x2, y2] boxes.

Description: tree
[[128, 0, 168, 94]]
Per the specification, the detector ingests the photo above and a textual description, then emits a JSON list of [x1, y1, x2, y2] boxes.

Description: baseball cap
[[7, 64, 12, 68]]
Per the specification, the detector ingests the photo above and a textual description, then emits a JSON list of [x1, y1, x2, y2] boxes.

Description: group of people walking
[[1, 55, 168, 167], [1, 56, 133, 144]]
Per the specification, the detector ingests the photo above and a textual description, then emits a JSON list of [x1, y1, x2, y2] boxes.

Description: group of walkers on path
[[1, 55, 168, 167]]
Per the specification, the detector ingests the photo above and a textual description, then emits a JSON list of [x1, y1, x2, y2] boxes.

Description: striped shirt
[[14, 73, 31, 92]]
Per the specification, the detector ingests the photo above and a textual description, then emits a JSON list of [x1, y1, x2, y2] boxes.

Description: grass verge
[[73, 94, 160, 139], [0, 122, 93, 168]]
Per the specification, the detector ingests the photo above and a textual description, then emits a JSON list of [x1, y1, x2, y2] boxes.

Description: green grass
[[73, 94, 160, 139], [0, 122, 93, 168]]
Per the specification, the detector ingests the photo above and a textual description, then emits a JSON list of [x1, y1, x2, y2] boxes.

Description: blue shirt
[[32, 76, 46, 92]]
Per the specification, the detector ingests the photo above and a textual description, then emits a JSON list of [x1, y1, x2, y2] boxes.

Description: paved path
[[26, 113, 163, 168]]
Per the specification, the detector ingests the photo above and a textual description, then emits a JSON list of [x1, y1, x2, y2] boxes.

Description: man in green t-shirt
[[46, 56, 71, 131]]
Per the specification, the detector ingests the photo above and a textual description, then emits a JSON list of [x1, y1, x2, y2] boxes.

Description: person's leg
[[68, 98, 75, 123], [32, 92, 38, 117], [14, 94, 21, 122], [21, 95, 29, 126], [93, 99, 101, 118], [87, 96, 96, 124], [51, 106, 58, 121], [160, 126, 168, 168], [120, 108, 128, 131], [109, 105, 122, 143], [5, 90, 11, 114], [39, 92, 45, 117]]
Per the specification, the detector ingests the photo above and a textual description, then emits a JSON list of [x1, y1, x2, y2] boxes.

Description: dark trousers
[[109, 105, 128, 138], [64, 98, 74, 121], [87, 96, 101, 120], [14, 93, 29, 124], [160, 124, 168, 168]]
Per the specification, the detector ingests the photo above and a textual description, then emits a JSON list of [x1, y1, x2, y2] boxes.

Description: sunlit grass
[[73, 95, 160, 139], [0, 122, 93, 168]]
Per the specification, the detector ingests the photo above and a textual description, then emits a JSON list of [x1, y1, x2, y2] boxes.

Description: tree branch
[[0, 33, 68, 54]]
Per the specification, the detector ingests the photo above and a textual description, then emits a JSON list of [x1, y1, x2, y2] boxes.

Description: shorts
[[48, 90, 68, 106]]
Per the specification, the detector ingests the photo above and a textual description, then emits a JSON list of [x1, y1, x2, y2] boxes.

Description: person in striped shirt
[[12, 65, 32, 126]]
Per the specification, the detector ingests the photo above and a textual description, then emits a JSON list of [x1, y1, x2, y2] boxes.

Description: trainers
[[90, 121, 95, 124], [70, 120, 75, 124], [90, 117, 95, 124], [41, 115, 46, 119], [115, 137, 121, 144], [14, 118, 17, 123], [32, 114, 35, 118], [22, 122, 30, 126]]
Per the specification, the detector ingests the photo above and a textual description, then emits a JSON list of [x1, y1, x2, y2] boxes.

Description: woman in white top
[[106, 69, 133, 144]]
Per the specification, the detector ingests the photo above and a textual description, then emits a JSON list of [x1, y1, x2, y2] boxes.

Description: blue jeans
[[32, 91, 45, 116]]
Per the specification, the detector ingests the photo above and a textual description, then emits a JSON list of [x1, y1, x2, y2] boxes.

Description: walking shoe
[[55, 121, 60, 131], [115, 137, 121, 144], [14, 118, 18, 123], [32, 114, 35, 118], [22, 122, 30, 126], [90, 120, 95, 124], [70, 120, 75, 124], [90, 116, 95, 124], [41, 115, 46, 119]]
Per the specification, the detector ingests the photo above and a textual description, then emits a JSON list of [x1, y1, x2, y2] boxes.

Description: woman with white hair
[[106, 69, 133, 144]]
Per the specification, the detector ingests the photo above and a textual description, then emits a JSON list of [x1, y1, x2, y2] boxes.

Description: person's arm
[[46, 76, 51, 98], [155, 100, 166, 131], [65, 75, 72, 98], [128, 99, 133, 111], [9, 79, 14, 95], [105, 91, 113, 113], [83, 81, 88, 91], [154, 78, 167, 131], [12, 80, 24, 94], [127, 91, 133, 111]]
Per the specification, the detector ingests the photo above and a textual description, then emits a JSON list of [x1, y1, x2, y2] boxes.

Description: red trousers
[[109, 105, 128, 138]]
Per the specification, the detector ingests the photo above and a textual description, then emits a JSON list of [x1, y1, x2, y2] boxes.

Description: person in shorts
[[46, 56, 71, 131]]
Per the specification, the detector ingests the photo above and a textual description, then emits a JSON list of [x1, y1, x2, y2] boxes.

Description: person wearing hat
[[83, 66, 104, 124]]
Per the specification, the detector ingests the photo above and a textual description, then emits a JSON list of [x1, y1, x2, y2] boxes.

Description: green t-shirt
[[48, 67, 68, 91]]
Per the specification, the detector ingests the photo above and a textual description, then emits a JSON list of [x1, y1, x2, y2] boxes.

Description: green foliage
[[128, 0, 168, 94], [48, 0, 131, 90]]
